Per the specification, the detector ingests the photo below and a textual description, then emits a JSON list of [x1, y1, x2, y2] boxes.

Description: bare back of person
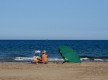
[[41, 53, 48, 64]]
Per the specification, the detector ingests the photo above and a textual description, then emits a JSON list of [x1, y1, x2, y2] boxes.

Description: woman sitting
[[32, 56, 40, 64]]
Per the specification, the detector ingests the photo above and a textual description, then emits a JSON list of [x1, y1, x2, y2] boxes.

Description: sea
[[0, 40, 108, 62]]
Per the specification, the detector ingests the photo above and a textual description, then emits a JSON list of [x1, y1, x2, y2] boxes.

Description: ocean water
[[0, 40, 108, 62]]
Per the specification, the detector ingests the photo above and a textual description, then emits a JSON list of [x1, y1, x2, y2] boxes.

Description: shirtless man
[[41, 50, 48, 64]]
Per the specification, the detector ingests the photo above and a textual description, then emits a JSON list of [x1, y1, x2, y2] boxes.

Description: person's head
[[42, 50, 46, 54], [35, 50, 41, 53]]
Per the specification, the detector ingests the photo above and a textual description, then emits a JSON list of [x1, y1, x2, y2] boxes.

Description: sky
[[0, 0, 108, 40]]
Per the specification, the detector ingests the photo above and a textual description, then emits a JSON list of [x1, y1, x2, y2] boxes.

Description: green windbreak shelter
[[58, 46, 81, 63]]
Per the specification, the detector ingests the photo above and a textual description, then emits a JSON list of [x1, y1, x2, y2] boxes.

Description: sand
[[0, 62, 108, 80]]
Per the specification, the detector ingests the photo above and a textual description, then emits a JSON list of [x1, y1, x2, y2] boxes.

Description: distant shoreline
[[0, 56, 108, 62], [0, 39, 108, 41]]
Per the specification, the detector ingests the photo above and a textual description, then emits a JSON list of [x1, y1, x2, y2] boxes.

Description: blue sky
[[0, 0, 108, 40]]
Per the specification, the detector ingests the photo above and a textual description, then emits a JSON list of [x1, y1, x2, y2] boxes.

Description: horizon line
[[0, 39, 108, 40]]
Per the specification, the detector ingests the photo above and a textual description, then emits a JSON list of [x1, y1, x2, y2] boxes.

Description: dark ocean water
[[0, 40, 108, 62]]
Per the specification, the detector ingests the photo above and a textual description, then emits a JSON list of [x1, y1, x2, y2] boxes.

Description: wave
[[14, 57, 64, 62], [14, 57, 108, 62], [80, 57, 108, 62], [0, 57, 108, 62]]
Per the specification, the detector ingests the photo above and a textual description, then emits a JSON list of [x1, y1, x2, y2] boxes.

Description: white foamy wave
[[80, 57, 89, 61], [14, 57, 64, 62], [14, 57, 108, 62], [48, 58, 64, 62], [94, 58, 108, 62], [14, 57, 33, 61], [80, 57, 108, 62]]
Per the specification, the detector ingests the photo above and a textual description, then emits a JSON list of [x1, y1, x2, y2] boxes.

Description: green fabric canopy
[[58, 46, 81, 63]]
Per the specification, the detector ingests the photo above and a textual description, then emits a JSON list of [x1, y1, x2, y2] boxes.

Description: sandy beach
[[0, 62, 108, 80]]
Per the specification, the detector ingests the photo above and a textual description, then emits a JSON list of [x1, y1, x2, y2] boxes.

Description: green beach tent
[[58, 46, 81, 63]]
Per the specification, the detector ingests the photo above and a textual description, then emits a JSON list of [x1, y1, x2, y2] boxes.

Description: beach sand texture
[[0, 62, 108, 80]]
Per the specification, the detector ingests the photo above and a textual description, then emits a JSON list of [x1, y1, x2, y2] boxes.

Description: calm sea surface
[[0, 40, 108, 62]]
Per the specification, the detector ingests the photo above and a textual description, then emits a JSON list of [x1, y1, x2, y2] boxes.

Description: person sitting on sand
[[40, 50, 48, 64], [32, 56, 40, 64]]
